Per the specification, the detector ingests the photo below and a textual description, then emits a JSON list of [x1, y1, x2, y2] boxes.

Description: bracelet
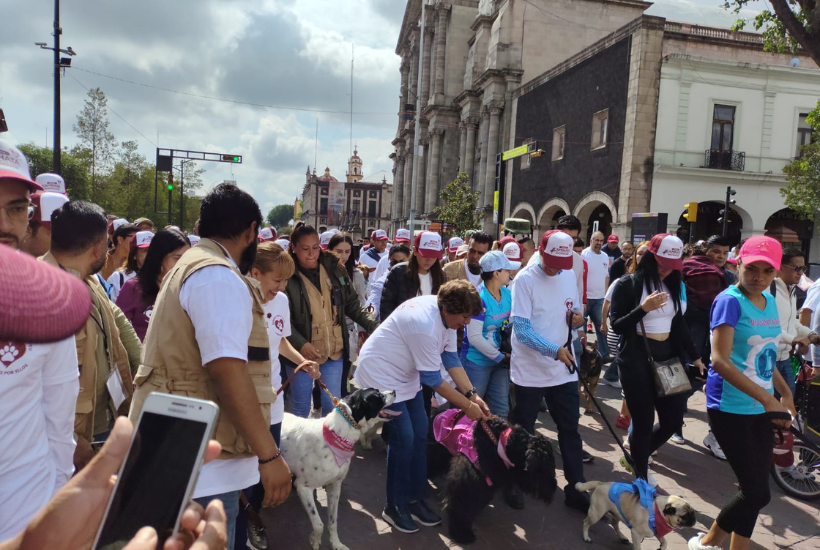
[[258, 450, 282, 465], [464, 388, 477, 399]]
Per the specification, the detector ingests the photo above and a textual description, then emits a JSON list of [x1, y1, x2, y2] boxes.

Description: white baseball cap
[[372, 229, 388, 241], [31, 192, 69, 227], [0, 138, 43, 192], [274, 238, 290, 250], [502, 241, 522, 262], [395, 228, 411, 243], [539, 230, 574, 270], [329, 228, 340, 235], [258, 227, 276, 242], [448, 237, 464, 253], [414, 231, 443, 260], [319, 230, 334, 249], [35, 173, 66, 195], [132, 230, 154, 249], [112, 218, 129, 231], [188, 235, 201, 246]]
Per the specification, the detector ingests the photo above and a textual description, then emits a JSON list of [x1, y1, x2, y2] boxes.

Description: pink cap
[[502, 241, 522, 262], [737, 236, 781, 270], [648, 234, 684, 271], [131, 230, 154, 249], [448, 236, 464, 253], [372, 229, 388, 241], [415, 231, 443, 260], [539, 230, 573, 270]]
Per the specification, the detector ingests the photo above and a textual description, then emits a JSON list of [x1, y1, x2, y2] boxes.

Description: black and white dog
[[280, 388, 398, 550], [430, 413, 558, 544]]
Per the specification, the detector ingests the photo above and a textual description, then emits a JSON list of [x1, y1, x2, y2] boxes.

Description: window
[[711, 104, 735, 152], [354, 190, 361, 197], [352, 199, 360, 213], [552, 126, 566, 161], [591, 110, 608, 149], [320, 187, 329, 196], [370, 191, 378, 198], [368, 200, 377, 218], [797, 113, 813, 157], [320, 198, 328, 215]]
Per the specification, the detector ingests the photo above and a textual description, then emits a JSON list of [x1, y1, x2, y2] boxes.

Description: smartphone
[[92, 393, 219, 550]]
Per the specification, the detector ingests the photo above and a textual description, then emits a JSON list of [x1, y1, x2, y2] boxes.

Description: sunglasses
[[783, 264, 807, 273]]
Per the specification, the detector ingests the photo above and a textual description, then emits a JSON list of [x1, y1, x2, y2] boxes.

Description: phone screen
[[94, 412, 208, 550]]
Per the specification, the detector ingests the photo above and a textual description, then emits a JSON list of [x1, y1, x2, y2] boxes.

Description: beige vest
[[299, 264, 344, 363], [129, 238, 274, 459], [41, 252, 133, 442]]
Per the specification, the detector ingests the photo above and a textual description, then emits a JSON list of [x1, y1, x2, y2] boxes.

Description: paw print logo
[[0, 342, 26, 367]]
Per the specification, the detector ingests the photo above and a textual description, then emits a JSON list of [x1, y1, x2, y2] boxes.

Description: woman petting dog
[[354, 280, 490, 535]]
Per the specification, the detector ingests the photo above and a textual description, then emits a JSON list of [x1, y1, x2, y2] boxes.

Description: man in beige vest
[[129, 183, 290, 550], [443, 231, 493, 287], [41, 200, 141, 471]]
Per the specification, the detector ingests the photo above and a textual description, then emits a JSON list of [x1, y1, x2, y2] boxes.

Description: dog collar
[[497, 427, 515, 469], [335, 404, 360, 430], [322, 424, 357, 466], [653, 502, 674, 539]]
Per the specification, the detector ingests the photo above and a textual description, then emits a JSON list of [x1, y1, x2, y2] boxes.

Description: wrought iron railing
[[704, 149, 745, 171]]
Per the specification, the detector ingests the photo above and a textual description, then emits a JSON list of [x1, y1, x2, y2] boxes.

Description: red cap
[[648, 234, 684, 271], [498, 236, 516, 248], [539, 230, 574, 270], [414, 231, 443, 260], [737, 236, 781, 270], [607, 234, 619, 243]]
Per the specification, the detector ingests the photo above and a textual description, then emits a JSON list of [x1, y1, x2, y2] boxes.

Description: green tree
[[266, 204, 294, 229], [17, 143, 92, 200], [73, 87, 116, 202], [433, 173, 482, 237], [725, 1, 820, 64], [782, 100, 820, 216]]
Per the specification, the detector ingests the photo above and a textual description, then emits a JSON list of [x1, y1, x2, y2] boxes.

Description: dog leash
[[276, 363, 361, 430], [564, 311, 634, 465], [446, 410, 499, 447]]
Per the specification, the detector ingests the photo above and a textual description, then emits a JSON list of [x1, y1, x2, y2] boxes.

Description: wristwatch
[[464, 388, 477, 399]]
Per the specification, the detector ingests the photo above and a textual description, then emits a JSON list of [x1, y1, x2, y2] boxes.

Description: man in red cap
[[604, 233, 621, 262], [510, 229, 590, 513], [20, 192, 69, 257]]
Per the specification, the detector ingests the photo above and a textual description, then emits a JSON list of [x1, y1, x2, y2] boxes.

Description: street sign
[[492, 191, 499, 223], [501, 144, 529, 161]]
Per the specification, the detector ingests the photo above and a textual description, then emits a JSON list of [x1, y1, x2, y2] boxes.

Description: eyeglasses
[[0, 201, 34, 221], [783, 264, 807, 273]]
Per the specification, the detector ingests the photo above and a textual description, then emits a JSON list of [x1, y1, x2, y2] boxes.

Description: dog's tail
[[575, 481, 603, 493]]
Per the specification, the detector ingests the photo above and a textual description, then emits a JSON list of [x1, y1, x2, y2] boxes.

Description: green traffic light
[[167, 184, 174, 190], [232, 156, 239, 162]]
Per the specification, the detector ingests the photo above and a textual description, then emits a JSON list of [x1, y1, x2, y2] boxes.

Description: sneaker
[[615, 415, 630, 430], [620, 455, 636, 475], [670, 433, 685, 445], [382, 506, 420, 533], [406, 500, 441, 527], [703, 432, 727, 460], [503, 484, 525, 510], [688, 533, 723, 550], [246, 521, 268, 550], [582, 450, 595, 463], [623, 439, 630, 451], [599, 378, 622, 389], [564, 484, 591, 513], [646, 470, 659, 488], [539, 398, 548, 413]]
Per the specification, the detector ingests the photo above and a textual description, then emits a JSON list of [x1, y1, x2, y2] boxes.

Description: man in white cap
[[360, 229, 389, 290], [20, 192, 70, 257], [35, 173, 67, 195], [0, 138, 80, 540], [372, 228, 412, 287], [100, 219, 136, 281], [510, 229, 589, 513], [502, 240, 523, 280]]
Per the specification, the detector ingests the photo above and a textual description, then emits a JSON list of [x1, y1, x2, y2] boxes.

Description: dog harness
[[322, 424, 356, 467], [607, 479, 674, 538]]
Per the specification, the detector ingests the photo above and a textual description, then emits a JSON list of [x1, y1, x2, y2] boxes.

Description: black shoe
[[382, 506, 420, 533], [539, 398, 548, 413], [582, 450, 594, 463], [564, 485, 591, 513], [246, 521, 268, 550], [407, 500, 441, 526], [504, 484, 525, 510]]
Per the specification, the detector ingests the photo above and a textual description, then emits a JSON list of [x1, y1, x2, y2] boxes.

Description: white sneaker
[[703, 432, 727, 460], [646, 470, 659, 488], [623, 439, 630, 450], [670, 433, 685, 445], [688, 533, 722, 550]]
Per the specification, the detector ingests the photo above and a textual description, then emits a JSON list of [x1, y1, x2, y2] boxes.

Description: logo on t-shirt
[[144, 305, 154, 320], [272, 315, 285, 335], [0, 342, 29, 373], [743, 334, 778, 387], [564, 298, 574, 310]]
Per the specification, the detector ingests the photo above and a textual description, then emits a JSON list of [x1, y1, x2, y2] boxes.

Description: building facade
[[300, 151, 393, 237]]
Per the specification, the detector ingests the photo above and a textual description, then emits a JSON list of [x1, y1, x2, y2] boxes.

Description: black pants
[[709, 409, 773, 538], [618, 339, 687, 480]]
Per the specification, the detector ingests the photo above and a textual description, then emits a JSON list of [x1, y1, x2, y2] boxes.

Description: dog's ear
[[663, 503, 677, 517]]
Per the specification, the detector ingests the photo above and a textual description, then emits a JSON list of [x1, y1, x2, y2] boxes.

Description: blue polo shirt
[[464, 282, 511, 367]]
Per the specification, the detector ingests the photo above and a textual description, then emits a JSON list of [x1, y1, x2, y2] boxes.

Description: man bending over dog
[[355, 280, 491, 534]]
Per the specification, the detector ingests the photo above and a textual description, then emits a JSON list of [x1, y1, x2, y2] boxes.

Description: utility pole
[[52, 0, 61, 174], [719, 186, 737, 237], [408, 0, 426, 235]]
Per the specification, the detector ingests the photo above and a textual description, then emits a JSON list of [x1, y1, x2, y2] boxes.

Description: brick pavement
[[262, 386, 819, 550]]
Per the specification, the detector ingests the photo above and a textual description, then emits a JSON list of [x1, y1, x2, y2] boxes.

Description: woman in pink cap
[[689, 236, 800, 550], [609, 234, 705, 486]]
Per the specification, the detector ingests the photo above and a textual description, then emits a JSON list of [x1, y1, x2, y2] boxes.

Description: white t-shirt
[[355, 295, 457, 402], [264, 293, 290, 426], [528, 249, 585, 306], [107, 269, 137, 302], [372, 254, 391, 288], [0, 337, 79, 541], [637, 281, 687, 334], [419, 271, 433, 296], [581, 248, 610, 299], [179, 261, 259, 499], [510, 264, 580, 388]]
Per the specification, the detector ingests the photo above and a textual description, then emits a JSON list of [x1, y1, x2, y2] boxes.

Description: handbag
[[639, 319, 691, 397]]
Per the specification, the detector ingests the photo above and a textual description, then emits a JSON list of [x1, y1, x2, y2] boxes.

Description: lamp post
[[35, 0, 76, 175]]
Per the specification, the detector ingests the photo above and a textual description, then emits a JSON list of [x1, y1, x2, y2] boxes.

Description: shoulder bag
[[639, 318, 691, 397]]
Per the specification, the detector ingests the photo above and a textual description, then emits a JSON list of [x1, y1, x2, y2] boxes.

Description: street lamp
[[35, 0, 76, 176]]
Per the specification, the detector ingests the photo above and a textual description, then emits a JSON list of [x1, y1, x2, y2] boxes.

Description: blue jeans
[[287, 357, 344, 418], [775, 359, 796, 398], [586, 298, 609, 357], [513, 381, 586, 487], [234, 424, 281, 550], [462, 356, 510, 418], [195, 491, 240, 550], [386, 390, 428, 508]]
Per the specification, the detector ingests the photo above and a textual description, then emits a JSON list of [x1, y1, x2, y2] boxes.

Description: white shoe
[[703, 432, 727, 460], [688, 533, 722, 550], [599, 378, 622, 388], [646, 470, 659, 488], [623, 439, 630, 450], [670, 433, 685, 445]]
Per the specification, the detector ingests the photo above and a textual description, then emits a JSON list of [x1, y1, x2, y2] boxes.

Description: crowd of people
[[0, 134, 816, 550]]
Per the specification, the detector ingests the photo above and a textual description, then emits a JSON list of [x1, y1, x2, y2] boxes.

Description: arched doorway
[[582, 203, 613, 244], [676, 201, 743, 246], [536, 198, 571, 241], [765, 208, 814, 257]]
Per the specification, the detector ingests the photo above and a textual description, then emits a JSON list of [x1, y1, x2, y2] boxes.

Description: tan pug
[[575, 481, 696, 550]]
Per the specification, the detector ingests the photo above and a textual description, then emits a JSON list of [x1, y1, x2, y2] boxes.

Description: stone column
[[426, 129, 443, 213], [433, 4, 449, 104], [400, 59, 410, 109], [420, 28, 433, 108], [464, 121, 477, 184], [483, 104, 502, 209], [403, 147, 414, 219], [408, 38, 419, 105], [394, 153, 405, 221], [458, 123, 467, 173], [416, 138, 428, 215], [477, 109, 490, 197]]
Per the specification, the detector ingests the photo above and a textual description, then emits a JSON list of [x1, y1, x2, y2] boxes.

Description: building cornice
[[655, 164, 786, 185], [661, 54, 820, 85], [475, 68, 524, 90]]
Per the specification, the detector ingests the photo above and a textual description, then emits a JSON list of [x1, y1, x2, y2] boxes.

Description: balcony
[[704, 149, 745, 171]]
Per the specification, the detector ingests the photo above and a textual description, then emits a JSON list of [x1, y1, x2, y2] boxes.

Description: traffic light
[[717, 209, 727, 224], [221, 154, 241, 163], [167, 173, 174, 191], [718, 187, 737, 232], [683, 202, 698, 222]]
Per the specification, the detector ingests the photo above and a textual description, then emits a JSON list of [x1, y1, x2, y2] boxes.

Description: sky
[[0, 0, 763, 215]]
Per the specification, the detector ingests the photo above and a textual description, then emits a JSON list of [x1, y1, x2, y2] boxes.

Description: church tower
[[346, 146, 363, 183]]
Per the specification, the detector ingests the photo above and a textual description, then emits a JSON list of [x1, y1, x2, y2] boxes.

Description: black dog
[[435, 414, 557, 544]]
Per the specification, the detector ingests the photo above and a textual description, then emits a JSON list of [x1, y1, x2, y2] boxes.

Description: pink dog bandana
[[497, 428, 515, 469], [322, 424, 356, 466]]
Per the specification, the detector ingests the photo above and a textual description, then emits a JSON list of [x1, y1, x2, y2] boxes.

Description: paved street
[[264, 385, 819, 550]]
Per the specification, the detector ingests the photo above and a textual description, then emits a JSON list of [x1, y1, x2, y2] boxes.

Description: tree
[[433, 173, 482, 237], [73, 87, 116, 202], [781, 100, 820, 216], [266, 204, 294, 229], [18, 143, 92, 200], [726, 1, 820, 65]]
